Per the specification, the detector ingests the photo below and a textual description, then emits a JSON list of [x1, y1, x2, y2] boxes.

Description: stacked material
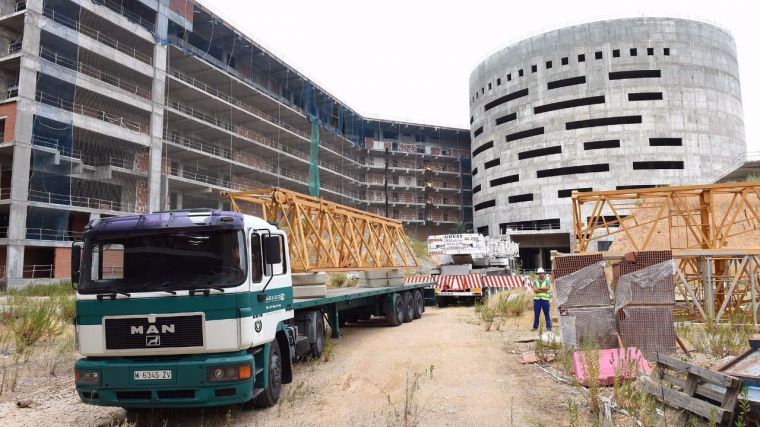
[[357, 269, 405, 288], [554, 254, 617, 349], [292, 272, 328, 298], [614, 251, 676, 355]]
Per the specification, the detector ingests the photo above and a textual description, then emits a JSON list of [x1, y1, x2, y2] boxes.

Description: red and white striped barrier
[[405, 275, 530, 290]]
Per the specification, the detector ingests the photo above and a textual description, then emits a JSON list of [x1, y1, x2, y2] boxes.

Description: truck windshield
[[78, 229, 247, 293]]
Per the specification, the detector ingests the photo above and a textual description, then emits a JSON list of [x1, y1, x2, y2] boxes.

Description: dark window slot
[[470, 116, 474, 124], [649, 138, 682, 146], [473, 126, 483, 138], [616, 184, 662, 190], [546, 61, 552, 69], [534, 95, 605, 114], [537, 164, 609, 178], [613, 49, 620, 57], [495, 112, 517, 126], [578, 54, 586, 62], [518, 146, 562, 160], [472, 167, 478, 176], [609, 70, 661, 80], [647, 47, 654, 55], [558, 188, 592, 198], [506, 127, 544, 142], [507, 73, 512, 81], [484, 158, 500, 169], [664, 48, 670, 56], [547, 75, 586, 90], [630, 48, 637, 56], [473, 184, 481, 193], [484, 88, 529, 111], [531, 65, 537, 73], [474, 200, 496, 211], [561, 57, 569, 65], [632, 161, 684, 170], [584, 140, 620, 150], [586, 215, 626, 227], [472, 141, 493, 158], [476, 225, 489, 235], [566, 116, 641, 130], [490, 174, 519, 187], [518, 69, 524, 77], [508, 193, 533, 204], [595, 51, 603, 59], [628, 92, 663, 101]]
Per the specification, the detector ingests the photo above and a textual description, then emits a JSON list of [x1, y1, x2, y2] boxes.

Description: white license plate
[[133, 370, 172, 380]]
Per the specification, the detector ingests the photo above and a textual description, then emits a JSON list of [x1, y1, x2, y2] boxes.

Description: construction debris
[[559, 306, 617, 349], [571, 347, 651, 386], [641, 352, 742, 425]]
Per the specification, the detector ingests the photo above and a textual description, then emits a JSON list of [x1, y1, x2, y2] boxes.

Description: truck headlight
[[75, 369, 101, 386], [207, 364, 252, 382]]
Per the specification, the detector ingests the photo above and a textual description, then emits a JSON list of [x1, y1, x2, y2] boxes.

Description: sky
[[204, 0, 758, 151]]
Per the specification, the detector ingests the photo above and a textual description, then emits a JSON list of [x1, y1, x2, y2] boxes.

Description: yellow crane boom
[[222, 187, 419, 272]]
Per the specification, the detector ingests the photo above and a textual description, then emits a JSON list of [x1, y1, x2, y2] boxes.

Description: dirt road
[[0, 306, 581, 426]]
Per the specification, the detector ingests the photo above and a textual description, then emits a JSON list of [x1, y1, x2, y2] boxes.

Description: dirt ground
[[0, 306, 590, 427]]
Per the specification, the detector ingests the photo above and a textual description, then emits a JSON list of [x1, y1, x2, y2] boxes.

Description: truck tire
[[310, 314, 325, 358], [386, 293, 404, 326], [403, 292, 414, 323], [254, 342, 282, 408], [412, 290, 424, 319], [436, 296, 450, 308]]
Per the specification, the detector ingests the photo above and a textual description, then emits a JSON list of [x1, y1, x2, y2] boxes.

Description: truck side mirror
[[71, 241, 83, 289], [263, 236, 282, 265]]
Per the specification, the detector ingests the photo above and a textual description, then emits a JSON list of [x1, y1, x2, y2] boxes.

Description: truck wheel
[[403, 292, 414, 323], [387, 293, 404, 326], [412, 291, 424, 319], [254, 343, 282, 408], [310, 314, 325, 358], [436, 296, 450, 308]]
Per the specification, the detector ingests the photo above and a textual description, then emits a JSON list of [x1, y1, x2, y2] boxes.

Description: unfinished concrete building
[[0, 0, 472, 287], [469, 18, 746, 269]]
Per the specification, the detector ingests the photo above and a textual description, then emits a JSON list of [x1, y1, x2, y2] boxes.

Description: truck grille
[[105, 315, 203, 350]]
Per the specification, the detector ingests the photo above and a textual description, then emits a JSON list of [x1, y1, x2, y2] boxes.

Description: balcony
[[28, 189, 133, 212], [42, 7, 152, 64], [39, 46, 151, 99], [91, 0, 155, 32], [36, 91, 150, 134], [24, 227, 83, 241]]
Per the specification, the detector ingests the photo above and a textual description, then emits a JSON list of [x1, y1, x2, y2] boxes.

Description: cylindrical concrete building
[[469, 17, 745, 266]]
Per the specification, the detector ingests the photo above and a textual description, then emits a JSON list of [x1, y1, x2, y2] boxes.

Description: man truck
[[72, 197, 432, 409]]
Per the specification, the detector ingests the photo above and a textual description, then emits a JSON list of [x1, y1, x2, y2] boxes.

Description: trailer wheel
[[310, 314, 325, 358], [402, 292, 414, 323], [253, 342, 282, 408], [436, 296, 450, 308], [387, 293, 404, 326], [412, 291, 424, 319]]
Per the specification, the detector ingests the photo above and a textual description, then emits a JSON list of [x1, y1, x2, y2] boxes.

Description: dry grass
[[327, 273, 358, 289], [676, 316, 756, 358], [475, 290, 532, 331]]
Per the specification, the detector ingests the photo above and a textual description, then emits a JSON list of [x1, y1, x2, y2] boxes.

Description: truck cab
[[73, 209, 297, 408]]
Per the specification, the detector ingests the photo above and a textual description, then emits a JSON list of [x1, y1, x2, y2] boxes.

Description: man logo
[[131, 324, 175, 335], [146, 335, 160, 347], [255, 320, 262, 333]]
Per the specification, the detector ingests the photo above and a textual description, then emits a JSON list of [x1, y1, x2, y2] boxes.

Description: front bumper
[[75, 351, 253, 408]]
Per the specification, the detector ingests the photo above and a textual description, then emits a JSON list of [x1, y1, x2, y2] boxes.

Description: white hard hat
[[536, 268, 545, 274]]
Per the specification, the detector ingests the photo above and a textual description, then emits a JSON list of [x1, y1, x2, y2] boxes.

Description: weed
[[478, 291, 532, 332], [327, 273, 357, 288], [322, 338, 336, 362], [534, 330, 562, 363], [410, 240, 429, 261], [378, 366, 433, 427], [580, 339, 601, 416], [56, 295, 76, 322], [566, 399, 581, 427], [677, 318, 755, 358], [735, 386, 750, 427], [6, 281, 73, 297], [6, 296, 65, 354]]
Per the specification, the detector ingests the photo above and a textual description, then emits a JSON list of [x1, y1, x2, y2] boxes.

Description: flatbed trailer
[[292, 282, 436, 338]]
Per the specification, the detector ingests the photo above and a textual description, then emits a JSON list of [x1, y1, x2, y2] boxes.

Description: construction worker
[[532, 267, 552, 331]]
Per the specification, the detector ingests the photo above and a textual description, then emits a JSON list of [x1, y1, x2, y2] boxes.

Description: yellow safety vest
[[533, 278, 552, 300]]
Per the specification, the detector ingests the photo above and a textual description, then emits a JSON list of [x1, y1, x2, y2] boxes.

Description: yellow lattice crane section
[[222, 187, 419, 272]]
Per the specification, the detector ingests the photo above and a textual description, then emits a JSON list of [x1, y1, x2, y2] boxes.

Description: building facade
[[0, 0, 472, 287], [469, 17, 745, 268]]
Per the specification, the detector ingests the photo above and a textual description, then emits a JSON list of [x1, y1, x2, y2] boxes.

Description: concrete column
[[147, 5, 168, 212], [174, 193, 182, 210], [5, 0, 43, 288]]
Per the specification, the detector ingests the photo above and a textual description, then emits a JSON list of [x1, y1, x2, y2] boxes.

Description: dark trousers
[[533, 299, 552, 330]]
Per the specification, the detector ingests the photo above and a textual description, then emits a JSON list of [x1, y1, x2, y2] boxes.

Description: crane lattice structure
[[571, 182, 760, 323], [223, 187, 419, 272]]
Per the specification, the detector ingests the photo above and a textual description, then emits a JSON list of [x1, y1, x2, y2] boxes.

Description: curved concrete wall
[[469, 18, 745, 236]]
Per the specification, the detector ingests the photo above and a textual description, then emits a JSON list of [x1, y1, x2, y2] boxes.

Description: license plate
[[133, 370, 172, 380]]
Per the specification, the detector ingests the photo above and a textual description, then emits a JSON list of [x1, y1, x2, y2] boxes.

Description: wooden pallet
[[640, 352, 742, 425]]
